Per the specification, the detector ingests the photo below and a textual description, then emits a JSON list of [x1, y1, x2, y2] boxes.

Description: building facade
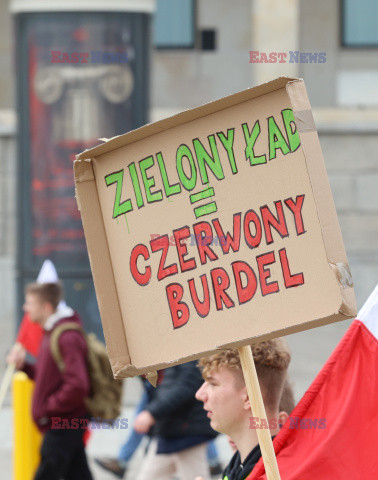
[[0, 0, 377, 337]]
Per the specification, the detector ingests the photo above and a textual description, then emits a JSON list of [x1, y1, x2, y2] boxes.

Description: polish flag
[[15, 314, 43, 357], [249, 285, 378, 479]]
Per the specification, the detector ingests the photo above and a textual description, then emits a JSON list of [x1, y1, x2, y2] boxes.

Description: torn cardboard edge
[[74, 76, 357, 380], [329, 263, 353, 289]]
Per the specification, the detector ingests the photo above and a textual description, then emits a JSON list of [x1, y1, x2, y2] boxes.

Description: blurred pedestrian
[[133, 361, 217, 480], [12, 281, 93, 480], [6, 260, 62, 365], [95, 376, 222, 478], [95, 375, 159, 478]]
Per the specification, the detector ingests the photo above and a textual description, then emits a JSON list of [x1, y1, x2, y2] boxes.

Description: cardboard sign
[[74, 77, 356, 378]]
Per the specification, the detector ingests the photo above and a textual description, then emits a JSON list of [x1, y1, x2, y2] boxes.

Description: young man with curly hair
[[195, 339, 291, 480]]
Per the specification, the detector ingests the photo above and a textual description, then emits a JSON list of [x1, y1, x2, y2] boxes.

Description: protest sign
[[74, 77, 356, 379]]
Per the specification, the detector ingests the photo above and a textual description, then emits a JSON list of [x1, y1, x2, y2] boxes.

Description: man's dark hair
[[25, 282, 63, 310], [279, 378, 296, 414]]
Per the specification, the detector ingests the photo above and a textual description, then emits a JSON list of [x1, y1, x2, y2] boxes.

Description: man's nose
[[195, 383, 206, 402]]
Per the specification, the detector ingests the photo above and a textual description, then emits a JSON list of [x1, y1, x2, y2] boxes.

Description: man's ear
[[241, 386, 251, 411], [43, 301, 55, 317], [278, 411, 289, 428]]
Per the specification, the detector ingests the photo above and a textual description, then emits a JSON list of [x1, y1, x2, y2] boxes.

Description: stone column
[[250, 0, 300, 85]]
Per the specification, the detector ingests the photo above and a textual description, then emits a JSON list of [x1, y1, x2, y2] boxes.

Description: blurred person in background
[[95, 373, 222, 478], [11, 282, 93, 480], [133, 361, 217, 480]]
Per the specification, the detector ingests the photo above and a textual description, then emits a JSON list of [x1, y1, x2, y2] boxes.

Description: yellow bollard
[[12, 372, 42, 480]]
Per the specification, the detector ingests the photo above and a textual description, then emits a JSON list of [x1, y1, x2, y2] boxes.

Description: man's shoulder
[[53, 311, 83, 332], [53, 317, 87, 350]]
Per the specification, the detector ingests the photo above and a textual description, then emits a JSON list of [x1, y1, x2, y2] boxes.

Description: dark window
[[201, 29, 216, 51]]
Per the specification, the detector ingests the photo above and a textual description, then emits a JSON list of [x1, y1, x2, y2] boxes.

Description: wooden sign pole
[[238, 346, 281, 480]]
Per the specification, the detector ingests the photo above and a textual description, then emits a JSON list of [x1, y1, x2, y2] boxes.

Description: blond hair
[[199, 338, 291, 413]]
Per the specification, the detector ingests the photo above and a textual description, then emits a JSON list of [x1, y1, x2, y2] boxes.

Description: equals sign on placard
[[190, 186, 217, 219]]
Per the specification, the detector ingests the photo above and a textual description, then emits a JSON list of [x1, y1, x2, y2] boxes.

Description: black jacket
[[222, 445, 263, 480], [146, 361, 217, 439]]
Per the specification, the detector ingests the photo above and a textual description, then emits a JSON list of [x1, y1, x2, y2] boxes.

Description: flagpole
[[238, 345, 281, 480], [0, 363, 15, 410]]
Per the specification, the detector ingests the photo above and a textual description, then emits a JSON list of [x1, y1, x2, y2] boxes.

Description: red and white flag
[[249, 285, 378, 479]]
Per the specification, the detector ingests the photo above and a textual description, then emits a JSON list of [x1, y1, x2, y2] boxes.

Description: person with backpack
[[11, 281, 93, 480]]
